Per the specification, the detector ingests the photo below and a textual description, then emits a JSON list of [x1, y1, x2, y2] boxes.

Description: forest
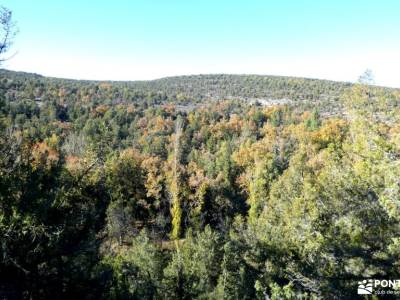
[[1, 67, 400, 299], [1, 0, 400, 297]]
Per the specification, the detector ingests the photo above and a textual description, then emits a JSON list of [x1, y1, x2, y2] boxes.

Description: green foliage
[[1, 69, 400, 299], [215, 240, 254, 299], [96, 230, 163, 299], [170, 177, 183, 239], [162, 226, 222, 299], [305, 109, 320, 131], [0, 133, 108, 298], [267, 282, 318, 300], [170, 117, 184, 239]]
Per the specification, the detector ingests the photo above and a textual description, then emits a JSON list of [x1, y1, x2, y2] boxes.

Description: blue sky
[[2, 0, 400, 87]]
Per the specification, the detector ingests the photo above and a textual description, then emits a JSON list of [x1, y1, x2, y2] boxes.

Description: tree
[[0, 133, 108, 299], [0, 6, 17, 62], [105, 149, 149, 237], [358, 69, 375, 85], [215, 240, 254, 299], [247, 86, 400, 298], [96, 230, 163, 299], [162, 227, 223, 299], [106, 200, 133, 246], [170, 116, 184, 239]]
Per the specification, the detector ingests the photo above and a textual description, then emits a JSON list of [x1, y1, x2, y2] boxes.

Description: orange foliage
[[311, 119, 347, 146], [99, 82, 112, 90], [31, 141, 59, 170], [65, 155, 81, 173], [127, 105, 135, 114], [94, 105, 109, 116]]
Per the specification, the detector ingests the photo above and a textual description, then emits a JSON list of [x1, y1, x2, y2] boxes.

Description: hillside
[[0, 69, 351, 100], [131, 74, 353, 100], [3, 68, 400, 117], [2, 67, 400, 299], [0, 68, 353, 101]]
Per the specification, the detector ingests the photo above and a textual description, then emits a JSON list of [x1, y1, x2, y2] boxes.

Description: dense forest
[[0, 68, 352, 100], [1, 68, 400, 299]]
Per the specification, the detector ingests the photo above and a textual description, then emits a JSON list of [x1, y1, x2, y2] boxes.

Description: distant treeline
[[0, 69, 357, 102]]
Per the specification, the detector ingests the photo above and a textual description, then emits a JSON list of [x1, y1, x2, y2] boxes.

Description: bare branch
[[0, 6, 17, 63]]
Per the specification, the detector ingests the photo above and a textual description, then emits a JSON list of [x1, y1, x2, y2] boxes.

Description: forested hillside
[[0, 69, 353, 101], [2, 68, 398, 116], [1, 69, 400, 299]]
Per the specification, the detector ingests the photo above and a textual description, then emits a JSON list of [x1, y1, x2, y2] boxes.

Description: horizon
[[1, 68, 358, 85], [2, 2, 400, 299], [2, 0, 400, 88]]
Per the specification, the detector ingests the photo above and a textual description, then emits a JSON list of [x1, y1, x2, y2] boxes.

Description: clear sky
[[2, 0, 400, 87]]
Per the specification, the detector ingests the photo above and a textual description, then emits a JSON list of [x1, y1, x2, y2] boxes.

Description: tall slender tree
[[170, 116, 183, 239]]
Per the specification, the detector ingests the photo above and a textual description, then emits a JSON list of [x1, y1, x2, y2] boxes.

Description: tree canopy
[[1, 66, 400, 299]]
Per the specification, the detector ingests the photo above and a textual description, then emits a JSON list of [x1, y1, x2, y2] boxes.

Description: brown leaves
[[31, 141, 59, 170]]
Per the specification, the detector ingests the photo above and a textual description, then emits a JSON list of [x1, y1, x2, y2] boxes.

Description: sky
[[2, 0, 400, 87]]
